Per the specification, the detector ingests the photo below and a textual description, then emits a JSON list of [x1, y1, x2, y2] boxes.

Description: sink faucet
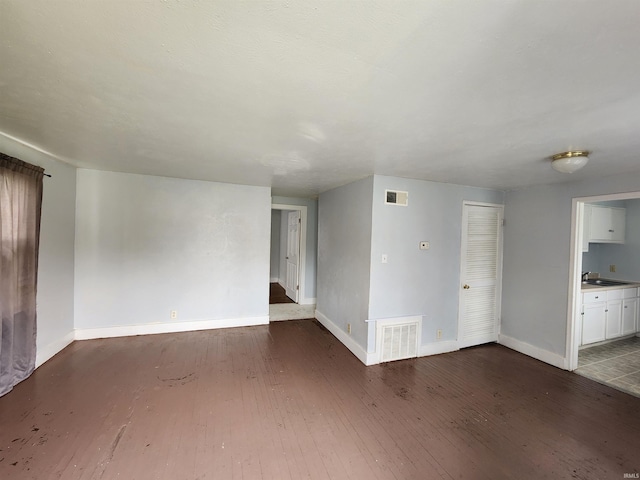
[[582, 271, 591, 282]]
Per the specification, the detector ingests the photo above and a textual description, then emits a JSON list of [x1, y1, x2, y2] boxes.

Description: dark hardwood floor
[[269, 282, 294, 304], [1, 320, 639, 479]]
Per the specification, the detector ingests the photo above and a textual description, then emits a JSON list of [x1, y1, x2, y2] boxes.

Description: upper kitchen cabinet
[[588, 205, 626, 244]]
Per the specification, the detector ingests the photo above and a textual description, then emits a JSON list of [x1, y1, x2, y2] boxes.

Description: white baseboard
[[315, 309, 374, 365], [314, 311, 460, 367], [299, 297, 316, 306], [75, 316, 270, 341], [270, 277, 279, 283], [419, 340, 459, 358], [36, 330, 75, 368], [499, 334, 567, 370]]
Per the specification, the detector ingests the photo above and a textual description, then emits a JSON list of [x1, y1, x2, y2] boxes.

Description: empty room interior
[[2, 2, 640, 479]]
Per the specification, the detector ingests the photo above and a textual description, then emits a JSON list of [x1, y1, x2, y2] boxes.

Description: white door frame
[[271, 203, 309, 304], [457, 201, 504, 347], [566, 190, 640, 371]]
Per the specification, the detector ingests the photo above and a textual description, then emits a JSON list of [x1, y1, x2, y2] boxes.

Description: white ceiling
[[2, 1, 640, 197]]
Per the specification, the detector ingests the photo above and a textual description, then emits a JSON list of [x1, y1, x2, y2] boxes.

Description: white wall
[[317, 177, 373, 352], [37, 158, 76, 365], [369, 175, 504, 349], [74, 170, 271, 335], [502, 172, 640, 361], [272, 195, 318, 301], [0, 137, 76, 367], [270, 210, 281, 281]]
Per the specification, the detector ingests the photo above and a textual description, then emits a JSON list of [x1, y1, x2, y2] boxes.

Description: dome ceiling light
[[550, 150, 590, 173]]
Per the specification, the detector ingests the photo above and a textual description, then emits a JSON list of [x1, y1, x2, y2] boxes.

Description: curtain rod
[[44, 172, 51, 178]]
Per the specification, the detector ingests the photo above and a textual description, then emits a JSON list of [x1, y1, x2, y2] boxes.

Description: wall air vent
[[381, 322, 418, 362], [375, 316, 422, 363], [385, 189, 408, 206]]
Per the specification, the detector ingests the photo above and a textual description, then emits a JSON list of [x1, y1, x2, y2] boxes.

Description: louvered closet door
[[458, 203, 503, 348]]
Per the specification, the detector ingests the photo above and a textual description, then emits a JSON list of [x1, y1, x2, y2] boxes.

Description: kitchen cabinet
[[589, 205, 625, 243], [605, 298, 622, 339], [582, 301, 606, 345], [622, 297, 638, 335], [581, 286, 639, 346]]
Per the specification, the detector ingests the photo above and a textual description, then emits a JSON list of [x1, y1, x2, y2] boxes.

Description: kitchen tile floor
[[576, 336, 640, 397]]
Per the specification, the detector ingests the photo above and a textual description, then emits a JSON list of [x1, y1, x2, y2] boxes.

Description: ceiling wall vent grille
[[385, 189, 408, 206]]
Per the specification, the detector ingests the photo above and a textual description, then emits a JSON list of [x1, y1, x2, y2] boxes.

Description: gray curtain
[[0, 153, 44, 397]]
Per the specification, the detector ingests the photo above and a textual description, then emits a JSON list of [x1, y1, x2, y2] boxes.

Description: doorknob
[[463, 284, 470, 289]]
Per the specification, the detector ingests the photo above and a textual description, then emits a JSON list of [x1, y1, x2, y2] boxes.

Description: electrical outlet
[[347, 323, 351, 334], [610, 264, 616, 273], [170, 310, 178, 319], [436, 329, 442, 340]]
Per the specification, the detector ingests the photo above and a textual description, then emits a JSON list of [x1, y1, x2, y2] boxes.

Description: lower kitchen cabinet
[[582, 301, 606, 345], [622, 297, 638, 335], [581, 286, 639, 346], [605, 298, 622, 339]]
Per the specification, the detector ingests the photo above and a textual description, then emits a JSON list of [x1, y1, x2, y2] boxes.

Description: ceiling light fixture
[[550, 150, 590, 173]]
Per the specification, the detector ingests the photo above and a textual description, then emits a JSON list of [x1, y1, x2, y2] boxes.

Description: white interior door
[[285, 210, 300, 302], [458, 203, 503, 348]]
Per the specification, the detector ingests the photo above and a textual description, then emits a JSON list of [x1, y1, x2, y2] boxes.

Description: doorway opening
[[270, 205, 306, 304], [269, 204, 315, 321], [568, 192, 640, 397]]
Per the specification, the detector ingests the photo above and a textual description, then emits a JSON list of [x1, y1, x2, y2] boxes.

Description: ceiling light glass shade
[[550, 151, 590, 173]]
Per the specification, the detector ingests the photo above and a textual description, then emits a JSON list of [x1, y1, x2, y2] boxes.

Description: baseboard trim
[[75, 316, 270, 341], [314, 309, 373, 366], [419, 340, 459, 358], [499, 334, 567, 370], [299, 297, 317, 306], [36, 331, 75, 368], [270, 277, 279, 283]]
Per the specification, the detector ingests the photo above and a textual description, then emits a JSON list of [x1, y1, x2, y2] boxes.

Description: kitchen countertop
[[581, 280, 640, 292]]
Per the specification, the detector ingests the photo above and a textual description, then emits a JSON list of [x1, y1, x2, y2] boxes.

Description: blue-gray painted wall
[[369, 175, 504, 349], [503, 172, 640, 357], [75, 170, 271, 328], [317, 177, 373, 351]]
